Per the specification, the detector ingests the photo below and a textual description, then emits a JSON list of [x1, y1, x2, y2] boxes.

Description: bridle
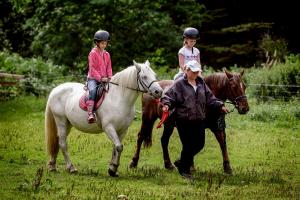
[[225, 77, 247, 112], [109, 67, 158, 93]]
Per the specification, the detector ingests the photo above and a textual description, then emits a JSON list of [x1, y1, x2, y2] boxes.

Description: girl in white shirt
[[174, 27, 201, 80]]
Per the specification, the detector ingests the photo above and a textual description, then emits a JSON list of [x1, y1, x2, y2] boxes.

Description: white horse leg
[[108, 145, 123, 177], [48, 153, 58, 171], [56, 121, 77, 173], [104, 125, 124, 177]]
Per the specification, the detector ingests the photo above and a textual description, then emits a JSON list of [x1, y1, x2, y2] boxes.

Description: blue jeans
[[87, 79, 99, 101]]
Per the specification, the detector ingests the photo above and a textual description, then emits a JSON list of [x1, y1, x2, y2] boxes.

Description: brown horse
[[129, 69, 249, 174]]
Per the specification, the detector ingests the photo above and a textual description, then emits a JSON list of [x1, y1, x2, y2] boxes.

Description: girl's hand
[[101, 77, 109, 82]]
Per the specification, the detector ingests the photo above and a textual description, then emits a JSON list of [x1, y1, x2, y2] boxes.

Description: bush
[[0, 51, 80, 97], [246, 54, 300, 101]]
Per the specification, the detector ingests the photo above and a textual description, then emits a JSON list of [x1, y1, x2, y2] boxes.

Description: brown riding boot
[[87, 100, 96, 123]]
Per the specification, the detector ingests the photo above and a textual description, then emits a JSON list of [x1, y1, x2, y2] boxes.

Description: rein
[[109, 81, 144, 92], [109, 69, 158, 93]]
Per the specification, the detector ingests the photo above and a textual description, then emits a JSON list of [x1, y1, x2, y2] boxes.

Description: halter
[[136, 68, 158, 93], [225, 77, 247, 112], [109, 67, 158, 93]]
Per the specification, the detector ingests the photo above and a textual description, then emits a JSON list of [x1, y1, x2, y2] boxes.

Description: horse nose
[[240, 106, 249, 114], [243, 106, 249, 113], [155, 89, 162, 97]]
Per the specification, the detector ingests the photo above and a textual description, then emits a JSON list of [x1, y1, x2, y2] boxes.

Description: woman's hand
[[162, 105, 169, 112], [221, 105, 229, 113]]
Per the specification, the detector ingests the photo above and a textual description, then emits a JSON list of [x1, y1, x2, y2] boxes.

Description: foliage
[[0, 51, 82, 97], [0, 0, 35, 57], [9, 0, 206, 72], [1, 50, 299, 102], [0, 96, 299, 199], [259, 33, 289, 67], [246, 54, 300, 101], [1, 0, 299, 70]]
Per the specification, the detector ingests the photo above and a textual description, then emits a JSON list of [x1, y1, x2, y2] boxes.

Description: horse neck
[[110, 66, 140, 105], [204, 73, 228, 101], [158, 80, 174, 90]]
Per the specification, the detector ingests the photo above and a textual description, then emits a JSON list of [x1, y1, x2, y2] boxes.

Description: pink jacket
[[87, 47, 112, 81]]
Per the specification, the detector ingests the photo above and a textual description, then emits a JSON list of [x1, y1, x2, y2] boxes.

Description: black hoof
[[165, 162, 175, 170], [223, 161, 233, 175], [129, 161, 137, 168], [108, 169, 119, 177]]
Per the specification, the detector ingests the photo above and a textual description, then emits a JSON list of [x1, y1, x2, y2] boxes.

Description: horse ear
[[223, 68, 233, 79], [133, 60, 141, 71], [240, 69, 245, 77], [145, 60, 150, 66], [133, 60, 137, 66]]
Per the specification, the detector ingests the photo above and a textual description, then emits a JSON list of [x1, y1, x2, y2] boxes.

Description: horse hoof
[[223, 162, 233, 175], [224, 168, 233, 175], [67, 165, 78, 173], [48, 162, 57, 172], [164, 163, 175, 170], [108, 169, 119, 177], [190, 165, 196, 173], [129, 161, 137, 168], [48, 167, 57, 172], [70, 168, 78, 173]]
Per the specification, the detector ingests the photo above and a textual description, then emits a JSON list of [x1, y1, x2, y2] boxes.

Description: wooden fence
[[0, 73, 24, 101]]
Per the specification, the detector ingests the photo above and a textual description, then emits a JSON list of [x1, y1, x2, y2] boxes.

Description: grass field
[[0, 96, 299, 199]]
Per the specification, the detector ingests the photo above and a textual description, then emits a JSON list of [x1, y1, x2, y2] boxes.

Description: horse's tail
[[140, 95, 160, 148], [141, 116, 156, 148], [45, 102, 59, 157]]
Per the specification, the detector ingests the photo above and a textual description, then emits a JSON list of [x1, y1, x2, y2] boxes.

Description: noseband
[[229, 95, 247, 108], [136, 68, 158, 93], [226, 77, 247, 108]]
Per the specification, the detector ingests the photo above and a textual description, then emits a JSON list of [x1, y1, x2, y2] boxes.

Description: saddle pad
[[79, 92, 106, 111]]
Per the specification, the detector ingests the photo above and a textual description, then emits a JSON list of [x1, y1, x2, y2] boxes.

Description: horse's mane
[[204, 72, 227, 89], [204, 71, 244, 101], [111, 65, 137, 88]]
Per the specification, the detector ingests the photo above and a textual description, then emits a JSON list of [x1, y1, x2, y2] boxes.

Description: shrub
[[0, 51, 78, 97], [246, 54, 300, 101]]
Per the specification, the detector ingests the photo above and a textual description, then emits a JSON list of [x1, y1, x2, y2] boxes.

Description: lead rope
[[224, 101, 236, 113]]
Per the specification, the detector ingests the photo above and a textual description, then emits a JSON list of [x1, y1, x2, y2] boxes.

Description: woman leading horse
[[129, 69, 249, 175]]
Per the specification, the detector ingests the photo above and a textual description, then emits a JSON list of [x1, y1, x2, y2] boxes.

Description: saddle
[[79, 83, 108, 111]]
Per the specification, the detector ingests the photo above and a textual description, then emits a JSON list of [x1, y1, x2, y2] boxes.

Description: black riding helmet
[[183, 27, 199, 39], [94, 30, 110, 42]]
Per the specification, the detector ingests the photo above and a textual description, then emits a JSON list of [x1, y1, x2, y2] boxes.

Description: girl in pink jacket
[[86, 30, 112, 123]]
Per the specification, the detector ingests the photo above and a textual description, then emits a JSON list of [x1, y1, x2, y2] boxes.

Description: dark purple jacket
[[161, 75, 224, 121]]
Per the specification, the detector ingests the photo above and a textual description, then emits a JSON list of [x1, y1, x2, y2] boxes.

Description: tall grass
[[0, 96, 299, 199]]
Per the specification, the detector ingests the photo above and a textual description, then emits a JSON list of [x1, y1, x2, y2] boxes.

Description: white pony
[[45, 60, 163, 177]]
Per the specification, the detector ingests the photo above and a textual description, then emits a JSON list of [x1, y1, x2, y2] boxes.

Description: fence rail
[[0, 73, 24, 101], [0, 73, 299, 101], [247, 83, 300, 101]]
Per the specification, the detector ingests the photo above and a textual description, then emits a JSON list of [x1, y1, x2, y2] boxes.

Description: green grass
[[0, 96, 299, 199]]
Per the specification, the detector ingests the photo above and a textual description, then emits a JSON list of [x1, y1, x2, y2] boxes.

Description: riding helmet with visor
[[183, 27, 199, 40], [94, 30, 110, 42]]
